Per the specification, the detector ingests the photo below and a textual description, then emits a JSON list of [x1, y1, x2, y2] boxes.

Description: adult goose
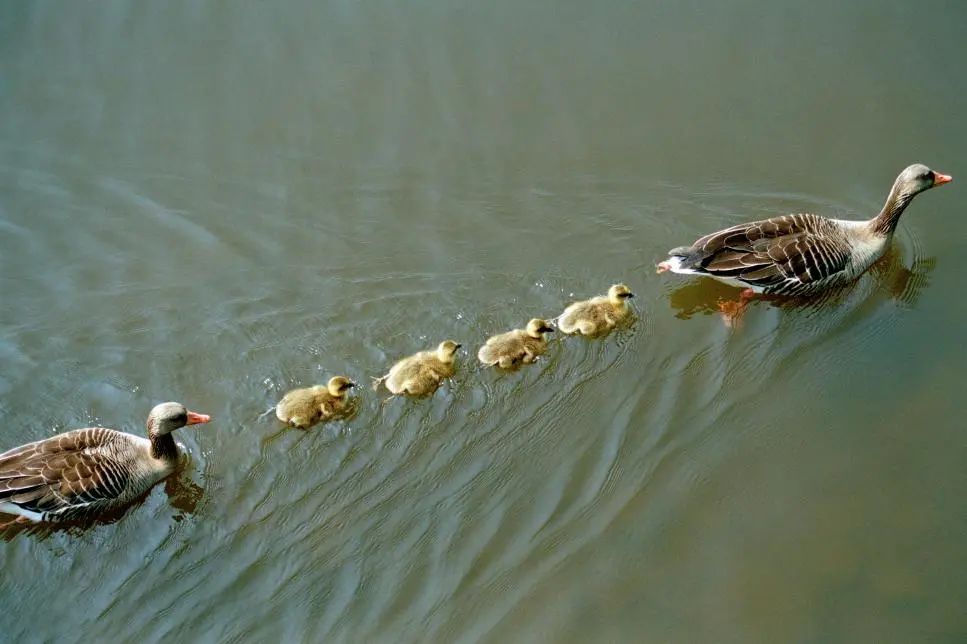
[[657, 164, 951, 312], [0, 402, 211, 523]]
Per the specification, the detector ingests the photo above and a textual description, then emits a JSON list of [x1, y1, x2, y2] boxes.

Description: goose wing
[[0, 427, 133, 517], [671, 214, 853, 290]]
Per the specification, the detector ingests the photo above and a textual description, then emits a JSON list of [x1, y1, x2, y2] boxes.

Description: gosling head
[[437, 340, 462, 363], [146, 402, 211, 436], [327, 376, 357, 397], [608, 283, 635, 305], [895, 163, 952, 198], [525, 318, 556, 338]]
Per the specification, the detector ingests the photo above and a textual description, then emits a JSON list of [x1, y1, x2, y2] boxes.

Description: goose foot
[[717, 289, 756, 328], [0, 515, 31, 530], [371, 375, 388, 392]]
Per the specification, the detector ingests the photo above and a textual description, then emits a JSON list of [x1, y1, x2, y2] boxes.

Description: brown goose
[[657, 164, 951, 300], [478, 318, 555, 369], [0, 402, 211, 523]]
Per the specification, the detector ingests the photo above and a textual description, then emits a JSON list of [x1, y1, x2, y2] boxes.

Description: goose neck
[[150, 432, 179, 461], [870, 186, 914, 236]]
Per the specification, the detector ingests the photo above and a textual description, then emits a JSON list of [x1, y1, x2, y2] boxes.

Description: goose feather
[[0, 402, 210, 523], [659, 164, 951, 296]]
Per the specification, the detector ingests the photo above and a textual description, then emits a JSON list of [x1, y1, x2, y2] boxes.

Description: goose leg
[[717, 288, 756, 328], [0, 515, 31, 530], [371, 375, 388, 391]]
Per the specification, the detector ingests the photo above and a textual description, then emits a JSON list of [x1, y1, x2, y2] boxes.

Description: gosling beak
[[455, 343, 463, 350], [933, 172, 953, 186], [622, 293, 635, 299], [540, 326, 555, 333], [186, 410, 212, 425], [348, 382, 358, 389]]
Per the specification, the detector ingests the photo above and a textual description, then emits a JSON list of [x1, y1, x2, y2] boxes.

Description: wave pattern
[[0, 140, 926, 642], [0, 3, 961, 642]]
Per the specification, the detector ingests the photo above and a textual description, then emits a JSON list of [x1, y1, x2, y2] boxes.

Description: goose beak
[[934, 172, 952, 186], [186, 410, 212, 425]]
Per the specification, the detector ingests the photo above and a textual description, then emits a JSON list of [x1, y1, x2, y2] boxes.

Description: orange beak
[[186, 410, 212, 425], [934, 172, 953, 186]]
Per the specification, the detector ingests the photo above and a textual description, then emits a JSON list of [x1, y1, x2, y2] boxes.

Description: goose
[[657, 165, 952, 313], [275, 376, 357, 429], [478, 318, 555, 368], [0, 402, 211, 523], [557, 284, 635, 336], [373, 340, 461, 397]]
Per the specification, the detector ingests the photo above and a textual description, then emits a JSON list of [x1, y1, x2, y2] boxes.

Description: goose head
[[608, 283, 635, 305], [525, 318, 556, 338], [146, 402, 211, 436], [895, 164, 952, 197], [327, 376, 357, 397], [437, 340, 461, 363]]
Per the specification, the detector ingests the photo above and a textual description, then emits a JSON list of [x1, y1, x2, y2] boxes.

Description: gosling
[[275, 375, 357, 429], [478, 318, 555, 369], [557, 283, 635, 336], [373, 340, 461, 397]]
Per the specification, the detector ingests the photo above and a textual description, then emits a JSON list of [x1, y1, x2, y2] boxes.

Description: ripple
[[0, 45, 958, 643]]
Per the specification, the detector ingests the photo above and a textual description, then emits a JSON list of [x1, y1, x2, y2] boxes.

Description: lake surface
[[1, 2, 965, 642]]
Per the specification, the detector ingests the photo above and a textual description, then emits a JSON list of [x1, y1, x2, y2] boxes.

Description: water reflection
[[165, 471, 206, 521], [874, 252, 936, 307], [1, 0, 964, 640]]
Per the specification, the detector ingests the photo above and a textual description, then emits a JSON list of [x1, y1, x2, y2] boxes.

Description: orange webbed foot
[[717, 288, 756, 328], [0, 515, 31, 530]]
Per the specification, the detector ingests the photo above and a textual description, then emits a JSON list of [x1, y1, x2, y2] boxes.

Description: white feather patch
[[662, 256, 700, 274], [0, 502, 43, 522]]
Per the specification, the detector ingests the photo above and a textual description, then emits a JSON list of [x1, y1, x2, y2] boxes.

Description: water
[[1, 2, 965, 641]]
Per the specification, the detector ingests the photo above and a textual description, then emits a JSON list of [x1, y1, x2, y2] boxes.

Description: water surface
[[1, 2, 965, 642]]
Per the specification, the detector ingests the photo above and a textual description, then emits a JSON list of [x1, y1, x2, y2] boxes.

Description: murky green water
[[1, 2, 965, 641]]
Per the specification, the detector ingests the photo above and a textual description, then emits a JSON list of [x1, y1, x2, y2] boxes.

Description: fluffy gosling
[[557, 283, 635, 336], [275, 376, 357, 429], [478, 318, 555, 369], [373, 340, 461, 397]]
